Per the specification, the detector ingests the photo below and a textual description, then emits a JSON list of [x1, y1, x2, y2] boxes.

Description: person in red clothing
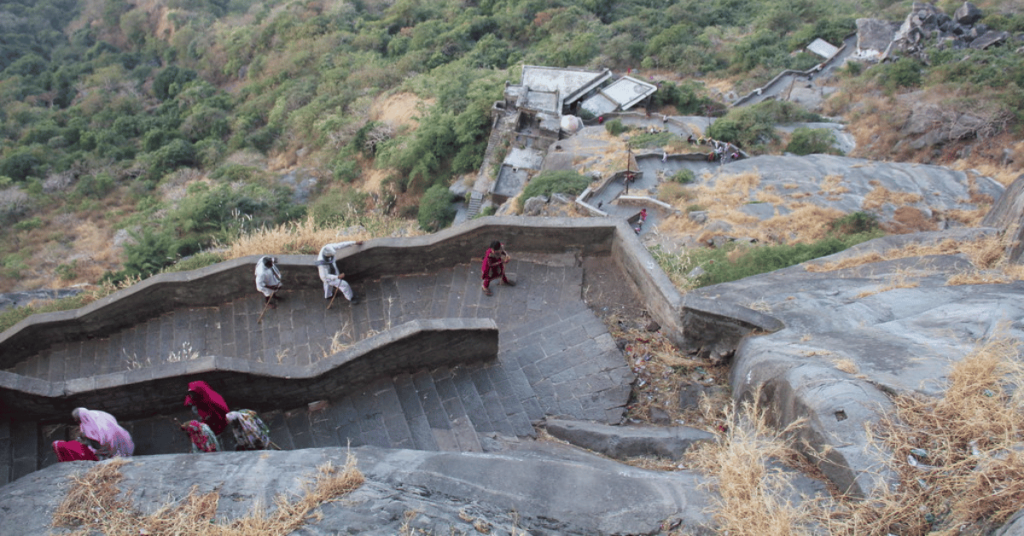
[[481, 241, 515, 296], [52, 440, 99, 462], [184, 380, 229, 436]]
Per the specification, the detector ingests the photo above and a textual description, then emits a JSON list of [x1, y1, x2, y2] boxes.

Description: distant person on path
[[481, 240, 515, 296], [640, 208, 647, 223], [316, 241, 363, 304], [52, 440, 99, 462], [181, 420, 221, 453], [184, 380, 230, 436], [72, 407, 135, 459], [255, 256, 283, 309], [226, 410, 272, 450]]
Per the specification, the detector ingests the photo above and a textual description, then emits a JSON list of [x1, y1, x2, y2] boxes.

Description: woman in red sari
[[184, 381, 229, 436], [52, 440, 99, 462], [481, 241, 515, 296]]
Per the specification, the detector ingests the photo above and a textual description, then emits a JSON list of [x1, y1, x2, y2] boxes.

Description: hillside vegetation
[[1, 0, 1023, 293]]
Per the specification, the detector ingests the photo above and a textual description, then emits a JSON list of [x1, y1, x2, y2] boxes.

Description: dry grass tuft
[[945, 270, 1012, 286], [222, 214, 419, 259], [806, 234, 1011, 275], [687, 393, 817, 536], [607, 316, 728, 429], [862, 185, 923, 211], [855, 266, 921, 299], [831, 358, 859, 375], [823, 337, 1024, 535], [819, 174, 850, 195], [52, 452, 364, 535]]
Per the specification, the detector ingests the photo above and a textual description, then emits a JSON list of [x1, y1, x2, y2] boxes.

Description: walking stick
[[257, 290, 276, 324], [326, 286, 338, 310]]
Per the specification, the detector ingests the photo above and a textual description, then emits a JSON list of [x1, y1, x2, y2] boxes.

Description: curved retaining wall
[[1, 318, 497, 420], [0, 216, 782, 418]]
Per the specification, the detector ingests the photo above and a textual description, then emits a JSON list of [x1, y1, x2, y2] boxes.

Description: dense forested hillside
[[2, 0, 1024, 292]]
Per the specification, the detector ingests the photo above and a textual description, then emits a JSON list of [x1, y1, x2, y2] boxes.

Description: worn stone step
[[431, 366, 482, 452], [10, 420, 39, 482], [0, 417, 11, 486], [411, 369, 461, 452], [393, 373, 439, 451]]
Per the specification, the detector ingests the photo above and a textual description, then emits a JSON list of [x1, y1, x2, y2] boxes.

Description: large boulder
[[0, 445, 717, 536], [982, 173, 1024, 263], [954, 1, 983, 25], [544, 419, 714, 461], [856, 18, 901, 60], [690, 228, 1024, 498]]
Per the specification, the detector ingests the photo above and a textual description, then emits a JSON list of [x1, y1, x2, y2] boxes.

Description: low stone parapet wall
[[0, 318, 497, 420], [0, 217, 618, 368]]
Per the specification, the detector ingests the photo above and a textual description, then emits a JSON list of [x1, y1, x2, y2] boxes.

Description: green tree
[[417, 183, 455, 232]]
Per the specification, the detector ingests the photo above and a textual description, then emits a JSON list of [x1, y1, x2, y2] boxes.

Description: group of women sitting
[[51, 380, 271, 462]]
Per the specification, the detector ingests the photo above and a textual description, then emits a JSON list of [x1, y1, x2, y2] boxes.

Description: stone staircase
[[1, 258, 633, 485], [465, 190, 484, 219]]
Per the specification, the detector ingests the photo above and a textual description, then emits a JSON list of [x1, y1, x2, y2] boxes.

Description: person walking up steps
[[316, 241, 363, 305], [481, 241, 515, 296], [255, 256, 283, 309]]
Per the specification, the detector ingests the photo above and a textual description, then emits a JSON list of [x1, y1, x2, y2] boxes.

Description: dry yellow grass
[[222, 214, 420, 259], [945, 270, 1012, 286], [822, 336, 1024, 535], [687, 392, 817, 536], [819, 174, 850, 195], [862, 185, 923, 211], [855, 266, 922, 299], [805, 234, 1012, 276], [831, 358, 859, 375], [52, 451, 364, 535]]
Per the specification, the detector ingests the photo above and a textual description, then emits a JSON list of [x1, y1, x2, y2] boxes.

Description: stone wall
[[0, 217, 617, 367], [0, 216, 781, 420], [0, 318, 497, 420]]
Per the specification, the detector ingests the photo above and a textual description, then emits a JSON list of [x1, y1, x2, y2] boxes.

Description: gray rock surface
[[982, 173, 1024, 263], [696, 154, 1002, 227], [544, 418, 714, 461], [855, 18, 900, 59], [692, 228, 1024, 497], [0, 445, 716, 536]]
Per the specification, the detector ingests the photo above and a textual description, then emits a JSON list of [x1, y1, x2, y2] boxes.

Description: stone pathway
[[1, 256, 635, 484]]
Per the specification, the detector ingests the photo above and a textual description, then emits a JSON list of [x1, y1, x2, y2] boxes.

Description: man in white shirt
[[316, 241, 363, 304], [255, 256, 283, 308]]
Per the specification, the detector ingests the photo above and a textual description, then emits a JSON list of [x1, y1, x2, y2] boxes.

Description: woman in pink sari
[[72, 407, 134, 459], [52, 440, 99, 462], [184, 381, 229, 436]]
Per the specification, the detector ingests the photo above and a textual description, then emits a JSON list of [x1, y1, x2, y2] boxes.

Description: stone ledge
[[0, 217, 627, 367], [0, 318, 498, 421]]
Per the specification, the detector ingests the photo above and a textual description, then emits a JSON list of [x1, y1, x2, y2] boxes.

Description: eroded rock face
[[0, 445, 716, 536], [694, 228, 1024, 498], [691, 154, 1003, 239]]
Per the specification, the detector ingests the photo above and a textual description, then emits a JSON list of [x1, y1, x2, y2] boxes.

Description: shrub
[[74, 173, 115, 199], [877, 57, 921, 92], [605, 118, 627, 136], [708, 100, 822, 149], [417, 183, 455, 232], [786, 128, 840, 156], [670, 169, 695, 184], [162, 251, 225, 273], [519, 171, 590, 211], [831, 211, 879, 235], [56, 260, 78, 281], [309, 188, 368, 227]]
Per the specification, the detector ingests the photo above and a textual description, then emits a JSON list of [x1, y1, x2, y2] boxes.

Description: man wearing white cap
[[255, 256, 283, 308], [316, 241, 362, 304]]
